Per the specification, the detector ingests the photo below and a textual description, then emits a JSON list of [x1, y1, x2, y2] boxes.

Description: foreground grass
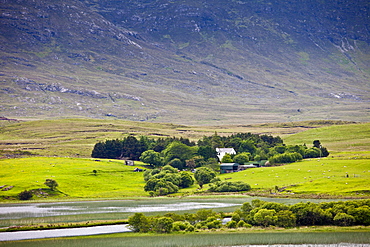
[[1, 227, 370, 247]]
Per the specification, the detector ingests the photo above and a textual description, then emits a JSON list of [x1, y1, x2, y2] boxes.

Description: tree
[[185, 158, 196, 170], [122, 136, 145, 160], [162, 142, 197, 169], [140, 150, 162, 167], [333, 213, 355, 226], [167, 158, 183, 170], [197, 146, 217, 160], [253, 209, 277, 227], [313, 140, 321, 149], [276, 210, 296, 227], [194, 167, 216, 188], [128, 213, 151, 232], [221, 153, 233, 163], [153, 217, 174, 233], [179, 171, 194, 188], [233, 152, 250, 164], [44, 179, 58, 191]]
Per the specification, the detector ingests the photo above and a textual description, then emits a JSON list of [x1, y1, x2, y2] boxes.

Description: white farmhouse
[[216, 148, 236, 161]]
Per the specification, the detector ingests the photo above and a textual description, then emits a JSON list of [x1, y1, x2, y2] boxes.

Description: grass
[[1, 229, 370, 247], [0, 121, 369, 200], [0, 119, 361, 157], [283, 122, 370, 153], [219, 157, 370, 196], [0, 157, 147, 200]]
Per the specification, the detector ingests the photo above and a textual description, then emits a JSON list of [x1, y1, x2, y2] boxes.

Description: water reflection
[[0, 202, 239, 219], [0, 224, 130, 241]]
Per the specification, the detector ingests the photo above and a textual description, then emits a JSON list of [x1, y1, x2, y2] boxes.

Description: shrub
[[154, 217, 174, 233], [208, 181, 251, 192], [226, 220, 237, 228], [237, 220, 251, 228], [18, 190, 33, 200], [276, 210, 296, 227], [333, 213, 355, 226], [172, 221, 192, 232], [128, 213, 151, 232]]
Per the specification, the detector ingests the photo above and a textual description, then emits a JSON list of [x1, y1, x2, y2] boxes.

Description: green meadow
[[0, 157, 147, 199], [0, 120, 369, 200]]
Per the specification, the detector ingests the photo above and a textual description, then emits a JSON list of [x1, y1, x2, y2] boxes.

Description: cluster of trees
[[143, 165, 194, 196], [143, 166, 251, 195], [232, 199, 370, 227], [268, 140, 329, 164], [128, 199, 370, 233], [92, 132, 329, 170]]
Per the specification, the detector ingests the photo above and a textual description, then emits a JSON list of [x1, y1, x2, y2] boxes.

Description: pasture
[[0, 119, 357, 157], [0, 120, 369, 200], [0, 157, 147, 200], [220, 157, 370, 196]]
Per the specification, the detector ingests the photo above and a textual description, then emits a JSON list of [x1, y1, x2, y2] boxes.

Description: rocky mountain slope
[[0, 0, 369, 124]]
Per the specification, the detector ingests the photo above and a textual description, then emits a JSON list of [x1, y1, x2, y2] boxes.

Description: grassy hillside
[[220, 158, 370, 196], [0, 157, 147, 200], [0, 119, 356, 158], [283, 122, 370, 154]]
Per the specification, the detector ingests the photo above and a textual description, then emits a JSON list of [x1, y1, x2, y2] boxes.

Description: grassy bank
[[1, 227, 370, 247]]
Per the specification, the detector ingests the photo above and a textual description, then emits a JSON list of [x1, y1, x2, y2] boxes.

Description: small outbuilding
[[220, 163, 239, 174]]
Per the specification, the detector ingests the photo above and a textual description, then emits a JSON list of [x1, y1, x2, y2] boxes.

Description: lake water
[[0, 201, 240, 219], [0, 198, 353, 242], [0, 197, 342, 220], [0, 224, 130, 241]]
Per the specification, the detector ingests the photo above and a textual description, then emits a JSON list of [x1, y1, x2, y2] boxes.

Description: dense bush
[[194, 167, 216, 188], [208, 181, 251, 192], [143, 165, 194, 196], [269, 152, 303, 164], [18, 190, 33, 200]]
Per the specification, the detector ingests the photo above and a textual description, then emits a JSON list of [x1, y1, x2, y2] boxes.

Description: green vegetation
[[0, 121, 369, 200], [126, 199, 370, 234], [143, 165, 194, 196], [0, 157, 147, 200], [1, 231, 369, 247]]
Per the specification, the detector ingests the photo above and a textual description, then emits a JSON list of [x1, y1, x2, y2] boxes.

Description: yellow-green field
[[0, 119, 357, 157], [0, 157, 147, 199], [219, 157, 370, 196], [0, 119, 369, 200]]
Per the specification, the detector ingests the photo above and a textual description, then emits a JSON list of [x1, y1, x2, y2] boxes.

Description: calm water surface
[[0, 224, 130, 241]]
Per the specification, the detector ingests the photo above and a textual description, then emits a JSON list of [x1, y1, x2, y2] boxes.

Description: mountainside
[[1, 0, 369, 124]]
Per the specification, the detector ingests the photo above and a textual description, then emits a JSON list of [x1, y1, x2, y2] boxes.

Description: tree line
[[91, 133, 329, 169], [128, 199, 370, 233]]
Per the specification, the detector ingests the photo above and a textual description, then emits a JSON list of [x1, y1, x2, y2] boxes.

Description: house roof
[[220, 163, 239, 169], [216, 148, 236, 153]]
